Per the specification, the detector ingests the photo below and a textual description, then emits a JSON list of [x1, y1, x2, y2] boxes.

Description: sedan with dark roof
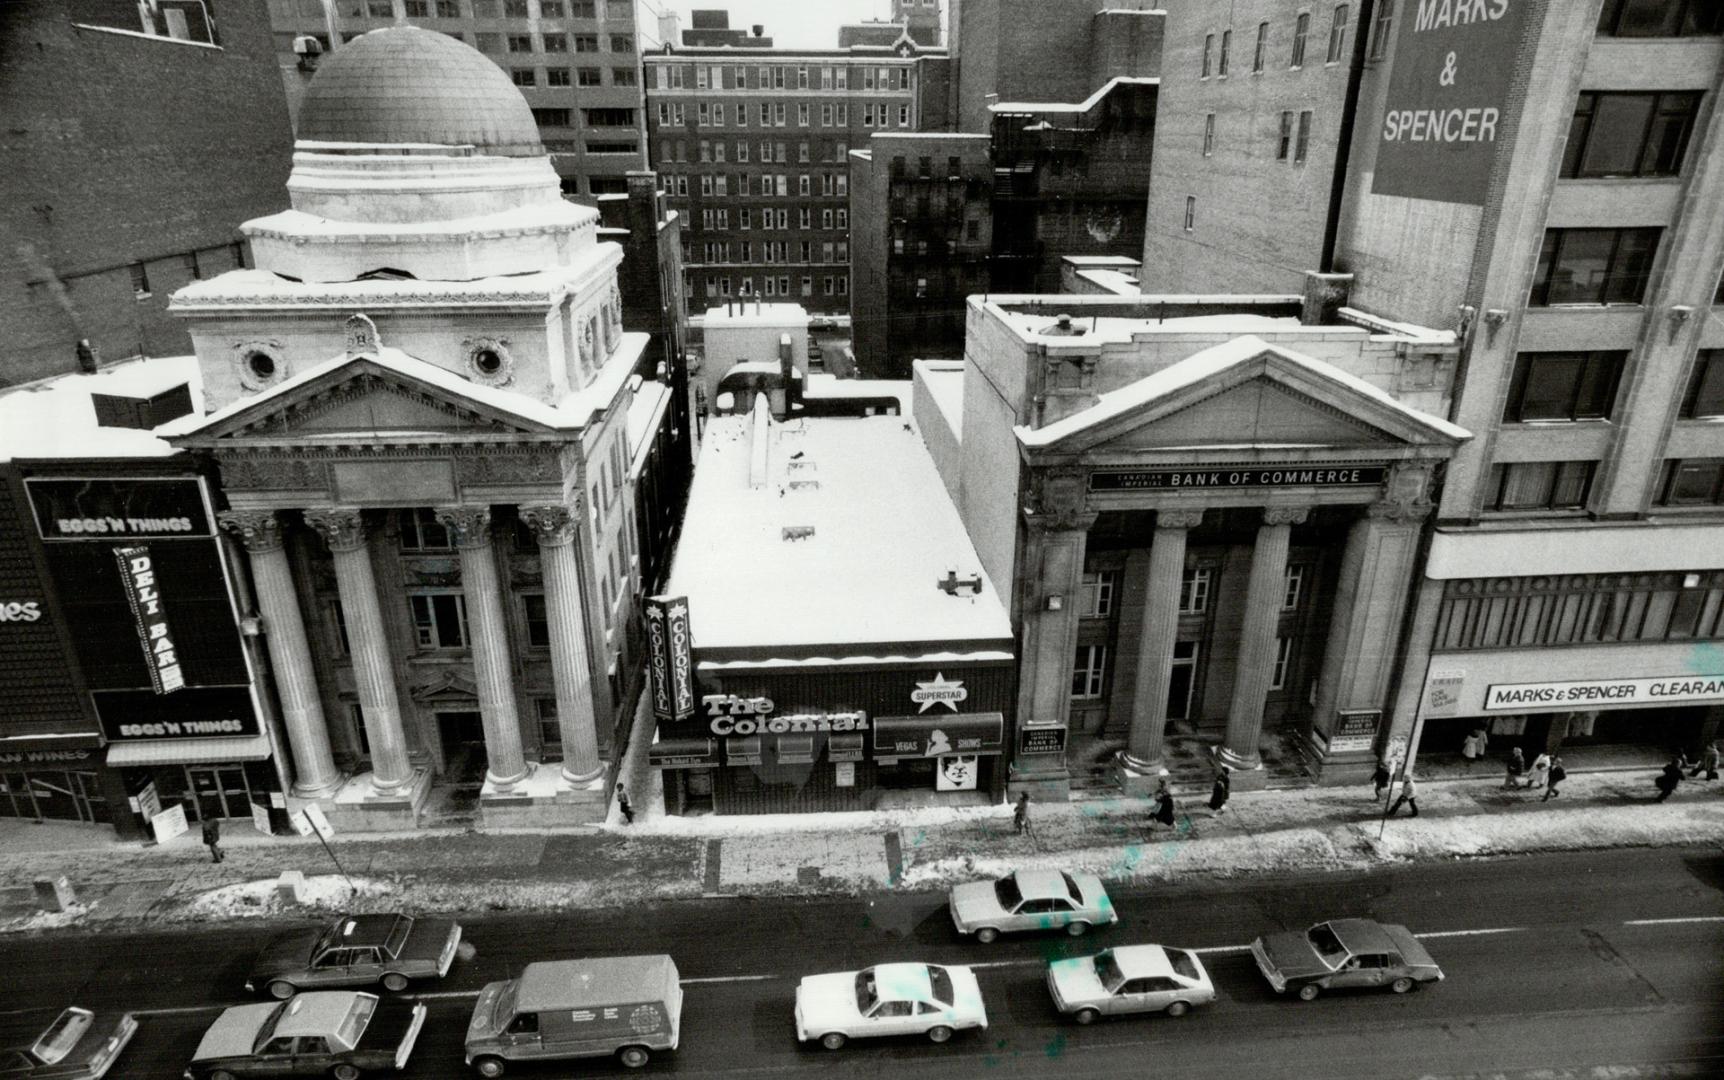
[[246, 914, 464, 999], [183, 991, 425, 1080], [0, 1007, 136, 1079], [1251, 918, 1443, 1001]]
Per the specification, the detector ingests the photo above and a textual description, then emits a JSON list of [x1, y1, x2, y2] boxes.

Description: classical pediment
[[1103, 378, 1392, 449]]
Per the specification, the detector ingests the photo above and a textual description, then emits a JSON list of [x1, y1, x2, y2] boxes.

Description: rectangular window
[[546, 67, 571, 86], [1071, 645, 1108, 699], [1562, 92, 1700, 178], [1202, 32, 1213, 77], [1327, 4, 1349, 62], [1368, 0, 1394, 58], [539, 0, 562, 14], [1295, 110, 1312, 162], [540, 33, 566, 52], [1203, 113, 1215, 155], [409, 593, 469, 649], [899, 104, 910, 126], [1277, 110, 1293, 159], [1271, 637, 1294, 690], [612, 66, 637, 86], [1486, 461, 1596, 511], [511, 68, 537, 86], [1658, 459, 1724, 505], [583, 107, 636, 127], [399, 508, 451, 550], [1503, 351, 1626, 422], [1283, 566, 1305, 611], [1253, 21, 1268, 71], [436, 0, 460, 14], [1681, 350, 1724, 418], [1183, 195, 1196, 231], [1530, 227, 1660, 305], [1219, 28, 1231, 75], [1291, 11, 1310, 66], [521, 594, 550, 649], [1179, 567, 1211, 614], [503, 0, 526, 14], [1597, 0, 1724, 36], [1079, 570, 1115, 617], [577, 67, 601, 86], [404, 0, 428, 15], [369, 0, 394, 15], [507, 33, 534, 52], [573, 33, 598, 51]]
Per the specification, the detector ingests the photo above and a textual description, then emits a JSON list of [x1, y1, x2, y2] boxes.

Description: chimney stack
[[75, 339, 99, 374]]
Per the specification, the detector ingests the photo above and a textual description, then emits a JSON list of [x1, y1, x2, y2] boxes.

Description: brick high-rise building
[[644, 23, 950, 316], [265, 0, 646, 202]]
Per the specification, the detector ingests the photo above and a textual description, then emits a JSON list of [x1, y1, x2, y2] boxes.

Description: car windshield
[[334, 995, 377, 1051], [1060, 872, 1084, 905], [1306, 923, 1348, 964], [253, 1003, 289, 1054], [1093, 951, 1125, 993], [993, 876, 1023, 910], [926, 966, 953, 1006], [854, 969, 878, 1013], [31, 1009, 91, 1065], [1168, 949, 1201, 981], [493, 982, 518, 1030], [383, 915, 412, 957]]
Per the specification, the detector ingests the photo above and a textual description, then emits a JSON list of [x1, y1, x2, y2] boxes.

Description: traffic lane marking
[[1623, 916, 1724, 926]]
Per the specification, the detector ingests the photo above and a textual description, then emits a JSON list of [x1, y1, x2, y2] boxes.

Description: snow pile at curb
[[184, 876, 394, 918], [610, 800, 1010, 838], [0, 903, 91, 934]]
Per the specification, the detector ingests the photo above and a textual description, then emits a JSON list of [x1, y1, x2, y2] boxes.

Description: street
[[2, 847, 1720, 1079]]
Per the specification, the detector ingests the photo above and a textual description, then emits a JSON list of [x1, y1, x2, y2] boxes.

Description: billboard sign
[[27, 478, 212, 540], [93, 685, 260, 741], [1370, 0, 1535, 206]]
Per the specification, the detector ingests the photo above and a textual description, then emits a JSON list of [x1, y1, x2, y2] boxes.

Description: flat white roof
[[990, 75, 1159, 114], [703, 302, 809, 328], [666, 411, 1011, 655], [0, 355, 203, 463], [912, 360, 965, 438], [999, 310, 1302, 342]]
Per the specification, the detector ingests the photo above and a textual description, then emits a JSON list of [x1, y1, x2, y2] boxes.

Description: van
[[464, 955, 682, 1076]]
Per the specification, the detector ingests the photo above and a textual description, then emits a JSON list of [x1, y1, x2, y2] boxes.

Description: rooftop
[[0, 355, 203, 463], [272, 992, 370, 1040], [982, 294, 1455, 348], [703, 302, 810, 328], [517, 956, 678, 1012], [990, 75, 1159, 114], [912, 360, 965, 438]]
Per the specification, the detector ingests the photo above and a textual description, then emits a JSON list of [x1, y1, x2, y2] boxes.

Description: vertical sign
[[644, 596, 695, 722], [1371, 1, 1534, 206], [644, 597, 673, 722], [114, 545, 185, 694]]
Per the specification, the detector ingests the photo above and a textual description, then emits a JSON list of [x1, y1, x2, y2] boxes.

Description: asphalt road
[[3, 847, 1722, 1079]]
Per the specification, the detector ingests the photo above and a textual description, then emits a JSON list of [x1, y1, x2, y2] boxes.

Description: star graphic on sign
[[913, 672, 966, 714]]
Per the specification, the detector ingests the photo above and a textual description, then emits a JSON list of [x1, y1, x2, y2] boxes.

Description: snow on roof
[[998, 309, 1301, 343], [243, 200, 595, 241], [868, 132, 991, 141], [1017, 335, 1472, 448], [171, 265, 606, 310], [1074, 268, 1141, 296], [803, 373, 908, 406], [703, 302, 809, 327], [1063, 255, 1143, 267], [626, 379, 672, 475], [666, 413, 1011, 656], [990, 75, 1159, 114], [0, 355, 203, 463], [698, 650, 1013, 671], [912, 360, 965, 437]]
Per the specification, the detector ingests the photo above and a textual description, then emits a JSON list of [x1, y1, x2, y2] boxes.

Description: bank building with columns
[[161, 27, 656, 827], [915, 277, 1472, 793]]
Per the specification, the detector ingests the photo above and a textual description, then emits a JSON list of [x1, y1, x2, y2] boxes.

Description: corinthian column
[[1119, 508, 1204, 779], [520, 504, 603, 783], [1220, 506, 1309, 771], [303, 508, 412, 793], [218, 509, 342, 798], [435, 505, 528, 789]]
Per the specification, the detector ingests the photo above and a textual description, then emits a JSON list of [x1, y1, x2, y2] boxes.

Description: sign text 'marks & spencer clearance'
[[1484, 675, 1724, 711]]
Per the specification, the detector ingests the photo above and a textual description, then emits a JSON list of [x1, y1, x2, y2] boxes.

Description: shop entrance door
[[1166, 641, 1199, 720], [438, 711, 488, 785], [186, 765, 254, 820]]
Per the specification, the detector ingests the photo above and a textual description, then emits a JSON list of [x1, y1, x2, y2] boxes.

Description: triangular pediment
[[1103, 378, 1393, 450]]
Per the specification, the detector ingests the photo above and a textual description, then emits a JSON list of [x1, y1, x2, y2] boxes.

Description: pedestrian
[[1524, 752, 1551, 792], [1371, 758, 1392, 799], [1152, 785, 1176, 830], [1013, 792, 1031, 835], [1460, 728, 1487, 769], [1691, 740, 1720, 781], [201, 815, 223, 864], [1208, 766, 1231, 816], [1388, 774, 1419, 817], [1503, 747, 1525, 790], [1542, 755, 1566, 801], [616, 782, 634, 825], [1654, 760, 1683, 803]]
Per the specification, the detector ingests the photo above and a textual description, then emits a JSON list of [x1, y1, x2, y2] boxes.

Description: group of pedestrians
[[1655, 741, 1720, 802]]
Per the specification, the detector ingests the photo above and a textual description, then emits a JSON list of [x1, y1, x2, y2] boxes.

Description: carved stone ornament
[[519, 503, 579, 546], [217, 509, 285, 552], [579, 317, 597, 371], [433, 505, 494, 548], [219, 454, 331, 492], [461, 335, 515, 387], [231, 339, 287, 392], [344, 313, 380, 357], [1368, 460, 1437, 523], [303, 507, 369, 552], [1156, 508, 1205, 531], [1262, 506, 1312, 527], [455, 451, 558, 485], [1028, 468, 1096, 531]]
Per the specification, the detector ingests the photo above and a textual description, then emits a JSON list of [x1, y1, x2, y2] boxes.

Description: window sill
[[1525, 302, 1646, 311], [1500, 418, 1615, 427], [1479, 508, 1592, 519]]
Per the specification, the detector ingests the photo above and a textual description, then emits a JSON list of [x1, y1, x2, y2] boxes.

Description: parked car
[[246, 914, 463, 999], [0, 1007, 136, 1079], [949, 869, 1116, 943], [183, 991, 425, 1080], [1251, 918, 1444, 1001], [795, 963, 986, 1050], [1046, 945, 1215, 1023], [465, 956, 682, 1075]]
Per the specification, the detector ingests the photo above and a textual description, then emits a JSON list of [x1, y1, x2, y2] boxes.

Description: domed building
[[163, 27, 655, 828]]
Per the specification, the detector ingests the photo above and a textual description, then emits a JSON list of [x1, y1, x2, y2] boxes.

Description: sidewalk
[[2, 763, 1720, 933]]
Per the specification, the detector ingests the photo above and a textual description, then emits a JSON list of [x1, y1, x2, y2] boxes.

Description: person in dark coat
[[1542, 756, 1566, 801], [1654, 761, 1683, 803], [1151, 779, 1176, 830], [1013, 793, 1031, 835], [1372, 758, 1392, 799], [1208, 766, 1231, 816], [1502, 747, 1526, 790], [201, 816, 223, 864], [616, 782, 634, 825]]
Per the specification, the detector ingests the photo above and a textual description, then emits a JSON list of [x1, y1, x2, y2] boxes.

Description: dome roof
[[296, 27, 545, 156]]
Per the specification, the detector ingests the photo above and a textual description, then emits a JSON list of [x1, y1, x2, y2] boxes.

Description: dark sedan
[[0, 1008, 136, 1079], [246, 914, 463, 999], [184, 991, 424, 1080], [1251, 918, 1443, 1001]]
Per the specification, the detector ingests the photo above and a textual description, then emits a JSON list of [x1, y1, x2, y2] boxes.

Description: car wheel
[[1073, 1008, 1100, 1026], [617, 1046, 651, 1068], [268, 980, 296, 1000], [1165, 1000, 1191, 1018], [1390, 977, 1415, 994], [332, 1065, 362, 1080], [1065, 920, 1090, 937], [927, 1025, 954, 1044], [820, 1032, 847, 1051], [381, 972, 410, 992], [473, 1056, 506, 1078], [1295, 983, 1322, 1002], [974, 927, 1000, 944]]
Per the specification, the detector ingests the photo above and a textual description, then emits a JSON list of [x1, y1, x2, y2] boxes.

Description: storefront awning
[[873, 712, 1005, 759], [648, 737, 720, 768], [106, 734, 273, 767]]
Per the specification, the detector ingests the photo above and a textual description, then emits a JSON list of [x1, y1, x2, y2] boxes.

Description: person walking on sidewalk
[[1654, 760, 1683, 803], [1388, 774, 1419, 817], [1013, 793, 1031, 835], [1543, 756, 1567, 801], [1461, 729, 1487, 769], [1503, 747, 1526, 790], [616, 782, 634, 825], [1208, 766, 1231, 817], [1524, 752, 1551, 792], [1150, 775, 1176, 831], [1372, 758, 1392, 799], [201, 815, 223, 864], [1691, 740, 1720, 781]]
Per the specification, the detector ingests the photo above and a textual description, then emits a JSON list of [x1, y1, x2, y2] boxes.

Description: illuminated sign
[[645, 595, 696, 722], [0, 601, 43, 623], [27, 478, 212, 540], [912, 673, 967, 713], [115, 546, 184, 694]]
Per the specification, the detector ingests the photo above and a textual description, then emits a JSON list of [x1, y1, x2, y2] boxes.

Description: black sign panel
[[93, 686, 260, 742], [1019, 727, 1068, 755], [873, 712, 1004, 758], [27, 478, 212, 540], [1090, 465, 1386, 492]]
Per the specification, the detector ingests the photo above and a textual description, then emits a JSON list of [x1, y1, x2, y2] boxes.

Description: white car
[[949, 869, 1117, 943], [1047, 945, 1216, 1023], [794, 963, 987, 1050]]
